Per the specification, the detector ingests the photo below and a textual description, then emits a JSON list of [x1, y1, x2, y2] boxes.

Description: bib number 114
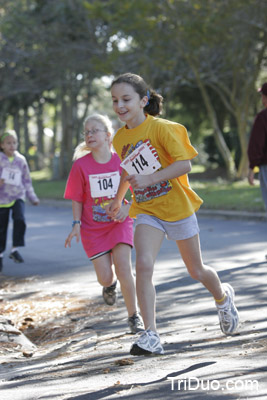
[[131, 154, 149, 174], [120, 142, 161, 175]]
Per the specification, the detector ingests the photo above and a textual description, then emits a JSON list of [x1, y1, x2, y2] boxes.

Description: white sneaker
[[216, 283, 239, 335], [127, 312, 144, 334], [130, 329, 164, 356]]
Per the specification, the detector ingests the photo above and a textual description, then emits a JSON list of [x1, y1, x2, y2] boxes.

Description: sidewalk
[[0, 205, 267, 399]]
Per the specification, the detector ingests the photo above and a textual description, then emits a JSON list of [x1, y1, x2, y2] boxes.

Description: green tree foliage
[[0, 0, 111, 100], [1, 0, 266, 179], [0, 0, 112, 176], [93, 0, 267, 179]]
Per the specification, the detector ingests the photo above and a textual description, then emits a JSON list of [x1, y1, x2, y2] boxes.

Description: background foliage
[[0, 0, 267, 179]]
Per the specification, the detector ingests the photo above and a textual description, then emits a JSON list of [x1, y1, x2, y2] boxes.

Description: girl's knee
[[189, 269, 202, 281], [136, 256, 154, 278], [188, 263, 213, 282], [115, 265, 133, 283], [98, 276, 114, 287], [187, 264, 206, 281]]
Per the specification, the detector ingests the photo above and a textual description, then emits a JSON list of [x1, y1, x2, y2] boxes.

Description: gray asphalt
[[0, 201, 267, 400]]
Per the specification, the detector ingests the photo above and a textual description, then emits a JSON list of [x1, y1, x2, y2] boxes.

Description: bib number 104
[[97, 177, 113, 191], [89, 171, 120, 198]]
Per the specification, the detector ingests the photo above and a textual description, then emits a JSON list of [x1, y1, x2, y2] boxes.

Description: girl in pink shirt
[[64, 114, 143, 333]]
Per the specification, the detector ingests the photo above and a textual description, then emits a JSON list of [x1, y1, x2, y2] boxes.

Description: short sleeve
[[157, 122, 198, 161], [64, 161, 85, 202]]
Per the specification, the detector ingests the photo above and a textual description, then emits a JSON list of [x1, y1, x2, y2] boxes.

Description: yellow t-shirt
[[112, 114, 203, 221]]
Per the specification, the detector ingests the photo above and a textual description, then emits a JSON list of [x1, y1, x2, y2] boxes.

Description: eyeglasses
[[84, 128, 106, 136]]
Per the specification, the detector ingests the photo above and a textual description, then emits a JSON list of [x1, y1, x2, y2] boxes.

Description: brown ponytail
[[111, 73, 163, 116]]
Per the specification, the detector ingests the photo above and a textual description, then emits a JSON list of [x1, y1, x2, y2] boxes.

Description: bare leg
[[176, 234, 225, 301], [134, 224, 165, 332], [112, 243, 137, 316], [92, 252, 115, 287]]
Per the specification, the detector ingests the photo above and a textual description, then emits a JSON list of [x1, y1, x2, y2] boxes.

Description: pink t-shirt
[[64, 152, 133, 258]]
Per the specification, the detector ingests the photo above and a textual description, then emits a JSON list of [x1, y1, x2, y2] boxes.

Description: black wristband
[[72, 220, 81, 227]]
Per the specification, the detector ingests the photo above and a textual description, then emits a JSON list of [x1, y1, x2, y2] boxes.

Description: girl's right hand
[[0, 178, 5, 187], [248, 168, 255, 186], [65, 225, 81, 248], [105, 198, 122, 219], [113, 203, 130, 222]]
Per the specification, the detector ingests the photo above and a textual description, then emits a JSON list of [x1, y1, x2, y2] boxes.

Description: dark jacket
[[247, 107, 267, 169]]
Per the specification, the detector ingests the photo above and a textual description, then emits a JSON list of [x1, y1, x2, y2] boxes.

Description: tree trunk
[[23, 107, 30, 154], [13, 110, 21, 152], [191, 64, 236, 180], [75, 94, 91, 146], [234, 79, 258, 179], [52, 101, 58, 156], [36, 102, 45, 170], [236, 108, 249, 179], [36, 102, 44, 155], [59, 87, 73, 179]]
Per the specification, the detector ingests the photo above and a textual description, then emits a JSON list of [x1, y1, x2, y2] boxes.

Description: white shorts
[[135, 213, 200, 241]]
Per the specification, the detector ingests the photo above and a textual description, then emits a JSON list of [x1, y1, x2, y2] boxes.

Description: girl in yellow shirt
[[107, 73, 239, 356]]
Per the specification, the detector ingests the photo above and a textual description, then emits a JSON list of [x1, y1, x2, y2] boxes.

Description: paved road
[[0, 202, 267, 399], [2, 201, 90, 278], [2, 201, 267, 283]]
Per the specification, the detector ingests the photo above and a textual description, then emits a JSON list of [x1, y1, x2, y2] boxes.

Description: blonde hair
[[73, 114, 113, 161], [0, 130, 17, 150]]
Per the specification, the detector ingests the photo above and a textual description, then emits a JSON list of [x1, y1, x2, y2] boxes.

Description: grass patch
[[32, 179, 67, 199], [191, 179, 265, 212], [31, 168, 66, 199], [30, 167, 52, 181], [191, 164, 206, 174]]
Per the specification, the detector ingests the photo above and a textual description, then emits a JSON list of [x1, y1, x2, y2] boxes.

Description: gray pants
[[259, 165, 267, 211]]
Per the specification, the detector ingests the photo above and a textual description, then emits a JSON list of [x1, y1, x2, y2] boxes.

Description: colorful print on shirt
[[120, 139, 172, 203], [89, 170, 120, 222], [92, 198, 113, 222]]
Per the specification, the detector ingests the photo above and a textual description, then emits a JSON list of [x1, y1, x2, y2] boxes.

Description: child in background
[[107, 73, 239, 355], [0, 130, 39, 273], [64, 114, 143, 334]]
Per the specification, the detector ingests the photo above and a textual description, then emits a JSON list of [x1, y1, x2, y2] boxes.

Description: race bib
[[120, 142, 161, 175], [89, 171, 120, 198], [1, 167, 22, 186]]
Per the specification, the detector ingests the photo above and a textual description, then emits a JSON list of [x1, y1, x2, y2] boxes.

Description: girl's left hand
[[126, 174, 152, 189], [65, 225, 80, 248], [105, 198, 121, 218], [113, 203, 130, 222]]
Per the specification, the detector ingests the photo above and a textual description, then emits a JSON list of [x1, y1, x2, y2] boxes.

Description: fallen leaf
[[22, 351, 33, 358], [114, 358, 134, 366]]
